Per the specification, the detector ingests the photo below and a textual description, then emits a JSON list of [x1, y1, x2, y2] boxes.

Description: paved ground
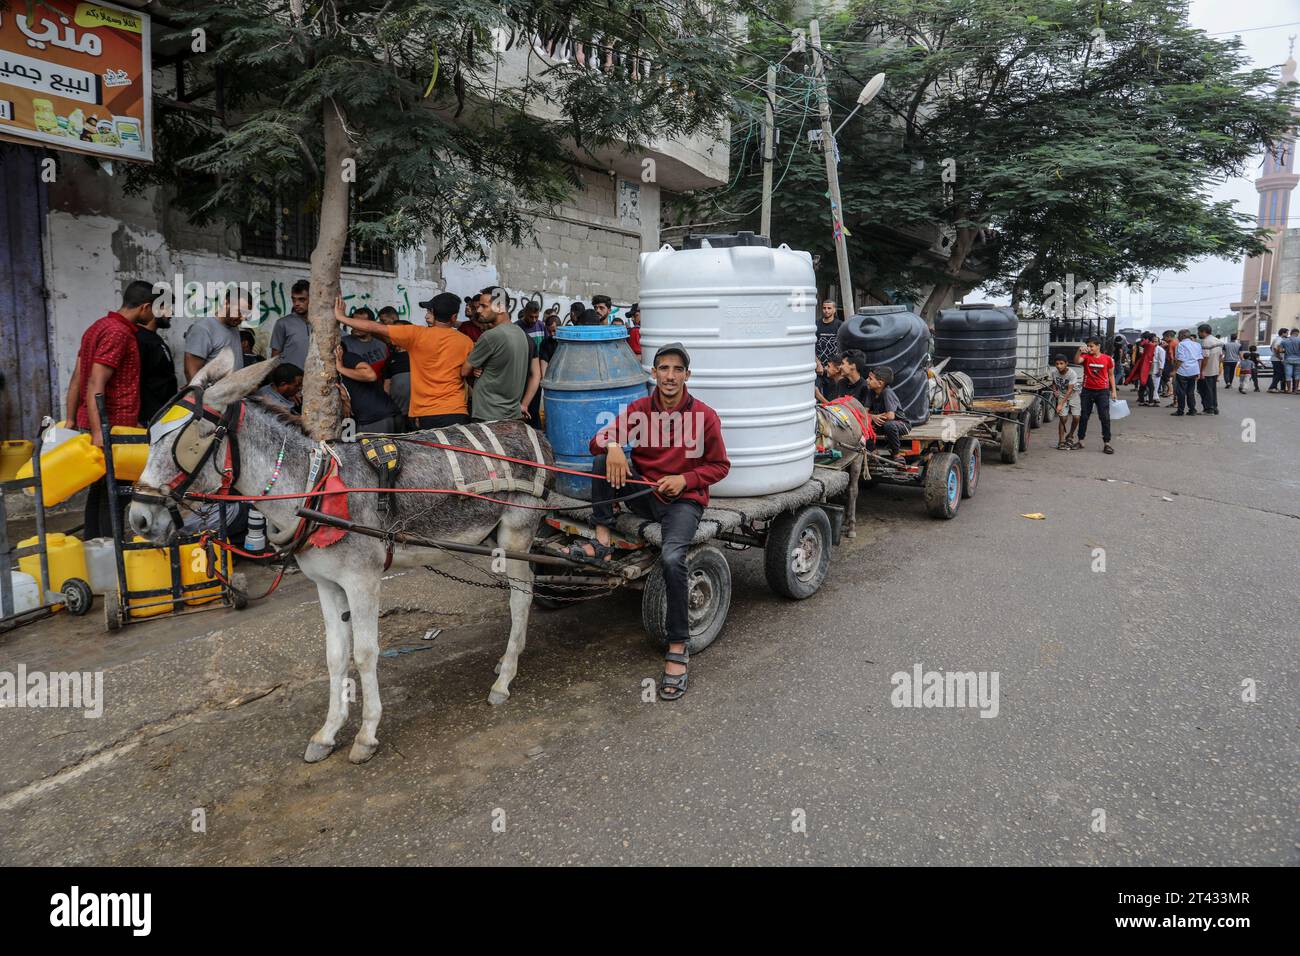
[[1, 385, 1296, 865]]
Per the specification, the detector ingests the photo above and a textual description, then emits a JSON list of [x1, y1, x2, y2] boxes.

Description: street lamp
[[833, 73, 886, 138]]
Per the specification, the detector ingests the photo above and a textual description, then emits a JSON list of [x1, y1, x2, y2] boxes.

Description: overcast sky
[[978, 0, 1299, 329]]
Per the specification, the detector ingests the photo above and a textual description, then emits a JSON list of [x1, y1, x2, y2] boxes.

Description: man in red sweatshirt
[[571, 342, 730, 700]]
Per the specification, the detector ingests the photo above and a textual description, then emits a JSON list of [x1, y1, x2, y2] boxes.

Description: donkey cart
[[299, 461, 854, 657]]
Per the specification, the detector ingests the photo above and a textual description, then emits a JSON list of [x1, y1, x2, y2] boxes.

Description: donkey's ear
[[205, 356, 281, 409], [189, 348, 237, 390]]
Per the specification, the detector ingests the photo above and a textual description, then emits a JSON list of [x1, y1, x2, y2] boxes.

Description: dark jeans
[[870, 419, 909, 456], [1138, 377, 1155, 404], [1175, 374, 1199, 413], [590, 455, 702, 643], [1077, 388, 1111, 443], [410, 413, 471, 430], [1223, 362, 1237, 387], [1196, 375, 1219, 412]]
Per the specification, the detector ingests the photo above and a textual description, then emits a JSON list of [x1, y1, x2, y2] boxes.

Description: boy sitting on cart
[[864, 366, 910, 463], [569, 343, 731, 701]]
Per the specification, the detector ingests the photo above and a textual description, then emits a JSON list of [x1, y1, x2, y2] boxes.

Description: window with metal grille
[[241, 191, 395, 272]]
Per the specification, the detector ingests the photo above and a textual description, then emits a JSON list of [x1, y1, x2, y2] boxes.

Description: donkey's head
[[128, 349, 277, 542]]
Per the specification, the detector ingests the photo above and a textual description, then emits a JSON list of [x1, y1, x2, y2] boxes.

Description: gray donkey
[[127, 351, 555, 764]]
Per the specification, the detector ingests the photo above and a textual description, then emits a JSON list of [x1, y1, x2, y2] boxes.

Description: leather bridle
[[132, 386, 243, 528]]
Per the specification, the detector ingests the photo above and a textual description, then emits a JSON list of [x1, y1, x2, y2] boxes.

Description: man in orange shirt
[[334, 292, 473, 428]]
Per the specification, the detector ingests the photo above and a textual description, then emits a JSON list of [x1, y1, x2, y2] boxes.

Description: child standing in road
[[1050, 354, 1080, 449], [1238, 349, 1258, 393]]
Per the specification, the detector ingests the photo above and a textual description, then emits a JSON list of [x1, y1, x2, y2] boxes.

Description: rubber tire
[[924, 452, 962, 519], [104, 590, 123, 632], [1040, 395, 1055, 423], [1028, 398, 1042, 429], [764, 506, 833, 600], [642, 544, 731, 654], [954, 437, 981, 499], [1018, 411, 1031, 453], [59, 577, 93, 616], [999, 419, 1019, 464]]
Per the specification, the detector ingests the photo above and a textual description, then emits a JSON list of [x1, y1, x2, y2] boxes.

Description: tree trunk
[[921, 225, 977, 325], [301, 99, 352, 441]]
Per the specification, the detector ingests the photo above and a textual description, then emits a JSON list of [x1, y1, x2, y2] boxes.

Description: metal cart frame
[[96, 394, 248, 631]]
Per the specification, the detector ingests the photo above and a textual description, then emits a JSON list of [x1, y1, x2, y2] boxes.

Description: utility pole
[[810, 19, 854, 316], [760, 65, 776, 240]]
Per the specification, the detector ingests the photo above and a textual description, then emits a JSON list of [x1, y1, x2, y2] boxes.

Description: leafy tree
[[131, 0, 745, 436], [711, 0, 1295, 322]]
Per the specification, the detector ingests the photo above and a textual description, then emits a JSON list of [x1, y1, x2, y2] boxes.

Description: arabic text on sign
[[16, 13, 103, 57], [0, 51, 100, 105]]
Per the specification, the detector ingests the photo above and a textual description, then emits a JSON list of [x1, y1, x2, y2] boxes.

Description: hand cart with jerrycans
[[0, 421, 95, 633], [96, 394, 250, 631]]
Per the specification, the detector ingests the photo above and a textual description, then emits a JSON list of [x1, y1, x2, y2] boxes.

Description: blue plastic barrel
[[543, 326, 649, 499]]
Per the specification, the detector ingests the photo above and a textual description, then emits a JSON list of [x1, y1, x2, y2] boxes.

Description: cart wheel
[[232, 589, 249, 611], [62, 577, 94, 616], [999, 419, 1019, 464], [1018, 411, 1031, 453], [642, 544, 731, 654], [764, 506, 832, 600], [104, 590, 124, 632], [1040, 395, 1055, 423], [954, 437, 981, 499], [1028, 399, 1042, 430], [924, 452, 962, 519]]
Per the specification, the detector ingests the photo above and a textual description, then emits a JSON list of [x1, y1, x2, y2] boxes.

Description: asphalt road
[[1, 385, 1296, 865]]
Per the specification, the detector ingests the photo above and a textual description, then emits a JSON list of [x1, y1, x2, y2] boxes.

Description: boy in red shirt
[[1073, 337, 1118, 454], [572, 343, 730, 700]]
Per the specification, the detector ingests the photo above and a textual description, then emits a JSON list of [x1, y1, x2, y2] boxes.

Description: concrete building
[[0, 6, 728, 442], [1231, 46, 1299, 343]]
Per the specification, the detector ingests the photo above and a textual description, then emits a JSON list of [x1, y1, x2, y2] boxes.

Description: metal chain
[[418, 537, 620, 601]]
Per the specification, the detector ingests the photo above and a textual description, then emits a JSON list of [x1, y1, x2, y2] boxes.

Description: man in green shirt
[[463, 286, 532, 422]]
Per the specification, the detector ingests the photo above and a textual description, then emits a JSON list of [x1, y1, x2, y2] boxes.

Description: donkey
[[127, 351, 555, 764]]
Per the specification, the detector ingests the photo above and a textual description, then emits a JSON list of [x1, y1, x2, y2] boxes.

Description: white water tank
[[639, 233, 817, 497]]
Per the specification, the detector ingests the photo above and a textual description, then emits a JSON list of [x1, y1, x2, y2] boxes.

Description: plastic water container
[[17, 432, 105, 504], [839, 305, 933, 426], [179, 542, 222, 606], [935, 305, 1020, 399], [543, 325, 649, 499], [83, 537, 120, 594], [124, 538, 173, 619], [639, 232, 817, 497], [17, 533, 88, 592], [5, 572, 41, 615], [109, 426, 149, 480], [0, 440, 33, 481]]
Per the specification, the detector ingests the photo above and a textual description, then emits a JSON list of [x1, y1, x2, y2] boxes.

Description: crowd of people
[[65, 278, 644, 539], [1047, 323, 1300, 453]]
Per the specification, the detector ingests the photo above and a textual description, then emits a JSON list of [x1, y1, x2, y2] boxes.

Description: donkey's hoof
[[348, 739, 379, 764], [487, 689, 510, 707], [304, 740, 335, 763], [845, 529, 857, 539]]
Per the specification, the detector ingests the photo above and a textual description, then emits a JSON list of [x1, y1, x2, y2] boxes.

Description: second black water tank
[[838, 305, 931, 426], [934, 304, 1019, 399]]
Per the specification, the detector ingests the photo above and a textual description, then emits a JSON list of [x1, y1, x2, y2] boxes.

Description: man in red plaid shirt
[[64, 280, 157, 537]]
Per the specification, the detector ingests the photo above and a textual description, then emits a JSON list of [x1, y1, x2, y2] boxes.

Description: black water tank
[[934, 304, 1019, 399], [838, 305, 931, 426]]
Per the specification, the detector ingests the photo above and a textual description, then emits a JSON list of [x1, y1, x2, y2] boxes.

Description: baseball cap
[[417, 292, 462, 321], [653, 342, 690, 368]]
